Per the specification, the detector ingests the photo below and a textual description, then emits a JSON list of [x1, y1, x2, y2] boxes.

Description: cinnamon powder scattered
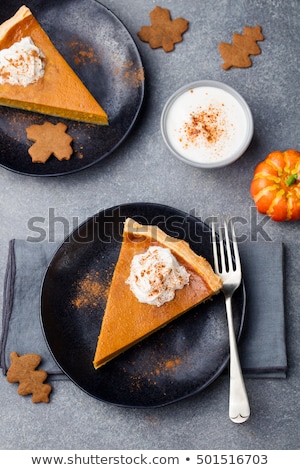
[[122, 60, 144, 88], [114, 59, 144, 88], [67, 40, 144, 89], [125, 353, 186, 393], [164, 358, 182, 370], [181, 103, 226, 148], [74, 48, 99, 66], [67, 40, 102, 66], [71, 270, 110, 310]]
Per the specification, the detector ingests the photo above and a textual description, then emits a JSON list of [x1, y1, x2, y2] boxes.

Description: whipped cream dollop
[[126, 246, 190, 307], [0, 36, 45, 86]]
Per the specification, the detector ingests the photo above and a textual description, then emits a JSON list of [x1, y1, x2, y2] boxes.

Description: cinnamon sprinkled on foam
[[182, 102, 226, 147], [165, 86, 248, 164]]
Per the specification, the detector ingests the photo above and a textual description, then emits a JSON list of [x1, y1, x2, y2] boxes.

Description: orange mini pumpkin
[[250, 149, 300, 221]]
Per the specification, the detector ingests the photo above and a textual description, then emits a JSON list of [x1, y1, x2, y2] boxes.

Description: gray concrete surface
[[0, 0, 299, 450]]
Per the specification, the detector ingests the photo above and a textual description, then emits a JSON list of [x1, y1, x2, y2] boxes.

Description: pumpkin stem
[[286, 174, 298, 186]]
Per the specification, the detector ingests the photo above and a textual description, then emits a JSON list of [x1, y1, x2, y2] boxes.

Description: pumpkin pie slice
[[93, 218, 222, 369], [0, 6, 108, 125]]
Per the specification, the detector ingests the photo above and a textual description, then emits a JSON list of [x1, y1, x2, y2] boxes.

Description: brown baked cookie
[[26, 121, 73, 163], [137, 6, 189, 52], [7, 352, 52, 403], [219, 25, 264, 70]]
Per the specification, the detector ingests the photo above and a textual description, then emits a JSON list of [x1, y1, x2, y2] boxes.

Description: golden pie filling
[[93, 218, 222, 369], [0, 6, 108, 125]]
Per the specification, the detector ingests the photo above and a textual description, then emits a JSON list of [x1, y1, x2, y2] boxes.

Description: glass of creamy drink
[[161, 80, 253, 168]]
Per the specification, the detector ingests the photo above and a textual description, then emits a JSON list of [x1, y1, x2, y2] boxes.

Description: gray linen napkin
[[0, 238, 287, 380], [0, 240, 63, 379], [238, 240, 287, 378]]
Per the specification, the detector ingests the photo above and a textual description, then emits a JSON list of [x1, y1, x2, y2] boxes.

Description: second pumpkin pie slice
[[0, 5, 108, 125]]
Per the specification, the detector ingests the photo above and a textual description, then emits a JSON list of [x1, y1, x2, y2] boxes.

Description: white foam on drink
[[162, 83, 252, 167]]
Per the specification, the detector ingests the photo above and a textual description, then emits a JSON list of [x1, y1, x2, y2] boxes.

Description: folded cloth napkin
[[0, 238, 287, 380], [238, 240, 287, 378], [0, 240, 63, 380]]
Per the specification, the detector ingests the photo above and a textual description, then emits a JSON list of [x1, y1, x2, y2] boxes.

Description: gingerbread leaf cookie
[[219, 25, 264, 70], [26, 121, 73, 163], [7, 352, 52, 403], [137, 6, 189, 53]]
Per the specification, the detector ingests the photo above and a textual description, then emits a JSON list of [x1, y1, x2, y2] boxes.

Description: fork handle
[[225, 296, 250, 423]]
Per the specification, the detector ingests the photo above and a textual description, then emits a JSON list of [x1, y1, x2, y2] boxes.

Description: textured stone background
[[0, 0, 299, 450]]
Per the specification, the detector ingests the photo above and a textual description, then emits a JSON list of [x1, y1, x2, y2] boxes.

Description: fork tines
[[211, 215, 241, 275]]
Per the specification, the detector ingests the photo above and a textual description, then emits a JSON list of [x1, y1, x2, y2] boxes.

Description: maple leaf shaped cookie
[[26, 122, 73, 163], [137, 6, 189, 52], [219, 25, 264, 70]]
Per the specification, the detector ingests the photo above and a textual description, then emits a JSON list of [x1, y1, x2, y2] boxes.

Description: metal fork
[[211, 215, 250, 423]]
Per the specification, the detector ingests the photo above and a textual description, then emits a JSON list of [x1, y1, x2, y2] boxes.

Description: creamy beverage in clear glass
[[162, 82, 252, 167]]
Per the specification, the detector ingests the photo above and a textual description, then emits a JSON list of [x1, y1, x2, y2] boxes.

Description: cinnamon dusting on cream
[[182, 102, 226, 147], [0, 36, 45, 86], [126, 246, 189, 307]]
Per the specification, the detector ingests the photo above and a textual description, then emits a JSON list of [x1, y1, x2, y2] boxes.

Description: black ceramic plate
[[41, 203, 246, 407], [0, 0, 144, 176]]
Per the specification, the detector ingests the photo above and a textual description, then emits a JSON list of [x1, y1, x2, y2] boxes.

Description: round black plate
[[41, 203, 246, 407], [0, 0, 144, 176]]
